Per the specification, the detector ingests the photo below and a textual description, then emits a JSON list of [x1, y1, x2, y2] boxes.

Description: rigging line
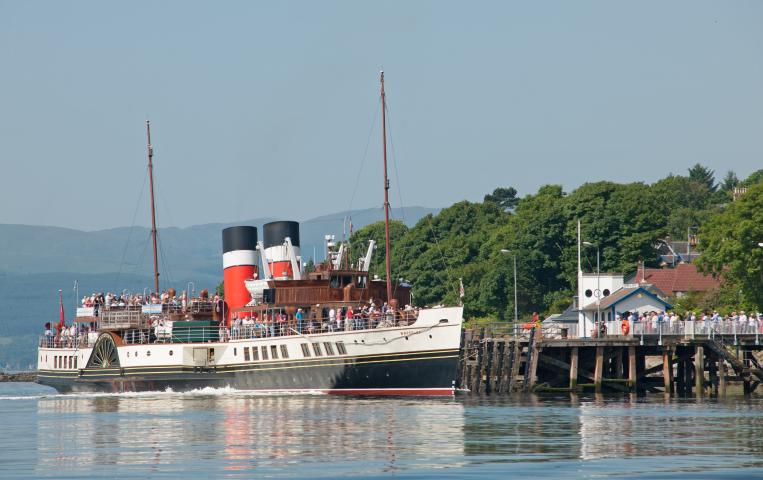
[[426, 213, 460, 302], [125, 231, 151, 291], [345, 100, 381, 223], [114, 166, 150, 291], [157, 236, 174, 289], [382, 102, 406, 226]]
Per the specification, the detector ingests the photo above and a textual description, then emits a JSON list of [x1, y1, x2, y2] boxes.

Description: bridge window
[[252, 346, 259, 361], [261, 346, 268, 360], [336, 342, 347, 355], [312, 343, 323, 357], [244, 347, 250, 361], [280, 345, 289, 359], [74, 356, 77, 369], [54, 356, 57, 369], [323, 342, 335, 355], [301, 344, 311, 357], [270, 345, 279, 359]]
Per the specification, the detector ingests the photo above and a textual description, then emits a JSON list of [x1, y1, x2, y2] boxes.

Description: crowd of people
[[80, 289, 213, 313], [612, 310, 763, 335], [225, 302, 421, 340]]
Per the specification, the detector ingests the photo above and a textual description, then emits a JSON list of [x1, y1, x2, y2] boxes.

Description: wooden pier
[[457, 326, 763, 396]]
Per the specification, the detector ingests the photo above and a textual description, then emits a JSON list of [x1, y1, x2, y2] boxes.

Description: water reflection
[[35, 392, 466, 476], [22, 390, 763, 477]]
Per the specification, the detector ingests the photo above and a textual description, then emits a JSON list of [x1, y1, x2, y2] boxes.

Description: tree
[[742, 169, 763, 187], [484, 187, 519, 211], [688, 163, 717, 192], [697, 182, 763, 309], [720, 170, 739, 192]]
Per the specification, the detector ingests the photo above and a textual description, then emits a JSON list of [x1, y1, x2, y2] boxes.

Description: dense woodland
[[349, 165, 763, 320]]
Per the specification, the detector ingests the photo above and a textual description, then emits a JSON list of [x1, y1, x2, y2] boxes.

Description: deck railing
[[40, 311, 423, 348]]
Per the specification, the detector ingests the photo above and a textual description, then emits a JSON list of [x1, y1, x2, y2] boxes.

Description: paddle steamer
[[36, 73, 464, 395]]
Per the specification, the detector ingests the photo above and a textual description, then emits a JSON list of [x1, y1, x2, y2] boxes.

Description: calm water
[[2, 383, 763, 478]]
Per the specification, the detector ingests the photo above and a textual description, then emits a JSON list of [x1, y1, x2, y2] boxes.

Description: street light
[[582, 241, 601, 336], [500, 249, 519, 325]]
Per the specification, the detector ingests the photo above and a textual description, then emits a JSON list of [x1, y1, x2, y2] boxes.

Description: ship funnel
[[222, 226, 258, 323], [263, 221, 301, 279]]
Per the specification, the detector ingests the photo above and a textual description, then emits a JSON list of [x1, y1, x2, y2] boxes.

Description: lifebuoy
[[621, 320, 630, 335]]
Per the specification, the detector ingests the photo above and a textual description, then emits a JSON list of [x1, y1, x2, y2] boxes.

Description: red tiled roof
[[638, 264, 720, 296]]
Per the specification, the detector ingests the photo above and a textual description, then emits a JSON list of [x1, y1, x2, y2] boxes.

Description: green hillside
[[350, 166, 763, 321]]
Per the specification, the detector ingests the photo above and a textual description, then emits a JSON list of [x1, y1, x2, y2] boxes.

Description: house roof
[[626, 264, 720, 296], [582, 285, 671, 311]]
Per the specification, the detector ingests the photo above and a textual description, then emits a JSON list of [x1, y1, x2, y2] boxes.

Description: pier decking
[[457, 321, 763, 396]]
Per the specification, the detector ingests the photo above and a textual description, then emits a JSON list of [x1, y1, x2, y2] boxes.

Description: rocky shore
[[0, 371, 37, 382]]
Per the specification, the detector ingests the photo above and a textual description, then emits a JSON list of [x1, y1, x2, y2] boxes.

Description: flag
[[58, 290, 65, 329], [349, 217, 353, 236], [459, 278, 465, 299]]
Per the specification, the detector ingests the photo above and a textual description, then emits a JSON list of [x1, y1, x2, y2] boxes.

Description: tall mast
[[380, 71, 392, 303], [146, 120, 160, 294]]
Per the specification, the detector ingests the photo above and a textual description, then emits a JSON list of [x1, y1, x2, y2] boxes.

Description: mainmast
[[146, 120, 160, 294], [380, 71, 393, 303]]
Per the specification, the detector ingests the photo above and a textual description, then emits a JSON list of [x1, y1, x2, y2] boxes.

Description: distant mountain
[[0, 206, 438, 369], [0, 206, 438, 286]]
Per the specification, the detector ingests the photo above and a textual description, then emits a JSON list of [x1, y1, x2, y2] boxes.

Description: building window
[[301, 344, 311, 357], [280, 345, 289, 359], [244, 347, 250, 361], [336, 342, 347, 355], [261, 346, 268, 360], [270, 345, 279, 359], [323, 342, 335, 355], [312, 343, 323, 357]]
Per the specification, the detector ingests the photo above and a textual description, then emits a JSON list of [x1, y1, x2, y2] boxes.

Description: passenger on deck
[[296, 308, 304, 333], [328, 308, 336, 332]]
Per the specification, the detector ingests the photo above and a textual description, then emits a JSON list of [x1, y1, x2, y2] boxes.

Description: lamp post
[[500, 249, 519, 326], [583, 242, 601, 336]]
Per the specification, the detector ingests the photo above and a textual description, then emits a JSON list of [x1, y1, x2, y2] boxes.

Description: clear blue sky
[[1, 1, 761, 230]]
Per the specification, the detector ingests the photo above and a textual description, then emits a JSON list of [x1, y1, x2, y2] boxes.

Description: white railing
[[572, 319, 763, 343]]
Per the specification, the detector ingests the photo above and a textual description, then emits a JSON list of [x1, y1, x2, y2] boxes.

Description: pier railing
[[467, 319, 763, 343]]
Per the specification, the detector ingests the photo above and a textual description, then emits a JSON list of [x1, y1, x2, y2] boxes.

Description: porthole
[[585, 289, 593, 298], [234, 348, 237, 356], [603, 289, 611, 297], [405, 337, 409, 341], [135, 351, 138, 357], [169, 350, 173, 356], [429, 335, 432, 339], [127, 352, 130, 357], [147, 351, 151, 357]]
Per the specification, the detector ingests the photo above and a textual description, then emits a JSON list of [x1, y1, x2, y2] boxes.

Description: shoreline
[[0, 372, 37, 382]]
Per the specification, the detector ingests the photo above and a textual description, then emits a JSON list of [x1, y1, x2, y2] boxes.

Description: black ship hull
[[38, 348, 458, 396]]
